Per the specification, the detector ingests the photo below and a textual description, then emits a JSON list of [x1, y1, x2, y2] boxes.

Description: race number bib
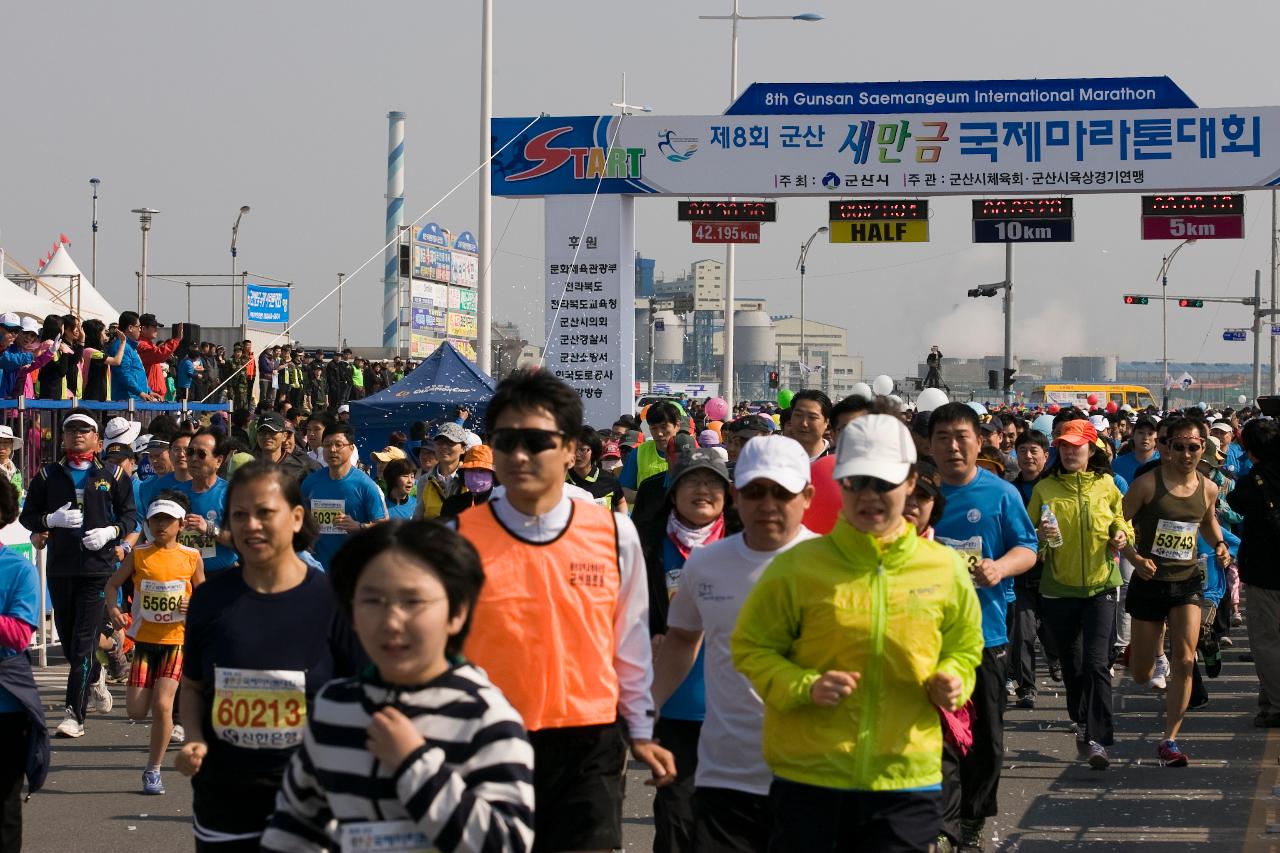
[[938, 535, 984, 574], [212, 668, 306, 750], [340, 821, 433, 852], [1152, 519, 1197, 561], [139, 579, 185, 624], [178, 511, 219, 559], [74, 488, 85, 506], [311, 499, 345, 535]]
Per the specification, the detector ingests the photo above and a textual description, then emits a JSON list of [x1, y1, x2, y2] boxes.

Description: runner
[[652, 435, 818, 852], [138, 430, 194, 527], [176, 462, 364, 850], [300, 423, 388, 570], [413, 422, 467, 520], [440, 445, 496, 518], [786, 389, 834, 461], [176, 430, 238, 574], [379, 458, 418, 520], [927, 402, 1038, 851], [455, 369, 675, 853], [732, 414, 984, 852], [568, 426, 627, 512], [1121, 415, 1230, 766], [262, 521, 535, 852], [20, 410, 138, 739], [1008, 429, 1053, 704], [1113, 414, 1160, 486], [621, 401, 682, 504], [253, 411, 321, 483], [105, 492, 205, 794]]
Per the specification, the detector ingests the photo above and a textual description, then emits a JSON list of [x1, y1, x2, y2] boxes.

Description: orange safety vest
[[458, 500, 622, 732]]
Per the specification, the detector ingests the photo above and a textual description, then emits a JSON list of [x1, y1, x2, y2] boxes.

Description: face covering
[[464, 470, 493, 493]]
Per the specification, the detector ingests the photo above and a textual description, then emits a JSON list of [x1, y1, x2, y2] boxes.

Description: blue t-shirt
[[138, 472, 180, 536], [386, 496, 418, 521], [175, 477, 237, 572], [1224, 442, 1249, 479], [0, 546, 41, 712], [1112, 450, 1158, 487], [935, 468, 1038, 648], [131, 476, 143, 533], [177, 358, 197, 390], [301, 467, 388, 569], [659, 536, 705, 721]]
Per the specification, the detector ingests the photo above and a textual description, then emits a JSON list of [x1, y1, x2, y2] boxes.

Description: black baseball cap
[[139, 313, 162, 328], [257, 412, 287, 433], [728, 414, 773, 437], [665, 446, 730, 495]]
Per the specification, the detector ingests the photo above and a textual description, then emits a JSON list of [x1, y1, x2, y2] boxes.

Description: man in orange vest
[[457, 369, 675, 853]]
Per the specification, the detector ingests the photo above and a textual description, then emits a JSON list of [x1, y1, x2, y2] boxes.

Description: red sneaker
[[1157, 739, 1188, 767]]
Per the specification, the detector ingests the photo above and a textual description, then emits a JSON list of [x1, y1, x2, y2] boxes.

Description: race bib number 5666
[[212, 668, 306, 750]]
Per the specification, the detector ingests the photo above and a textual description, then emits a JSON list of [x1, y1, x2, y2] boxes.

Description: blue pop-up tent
[[348, 342, 498, 456]]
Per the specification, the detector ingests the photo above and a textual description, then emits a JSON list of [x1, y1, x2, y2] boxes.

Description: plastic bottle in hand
[[1041, 504, 1064, 548]]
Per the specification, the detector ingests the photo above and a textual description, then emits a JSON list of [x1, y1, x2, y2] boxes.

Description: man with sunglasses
[[926, 402, 1038, 851], [1121, 415, 1230, 767], [653, 435, 818, 852], [457, 369, 676, 853], [300, 423, 388, 570], [175, 430, 238, 574]]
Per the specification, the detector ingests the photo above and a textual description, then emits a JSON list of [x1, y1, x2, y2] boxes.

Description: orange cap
[[459, 444, 494, 471], [1053, 419, 1098, 447]]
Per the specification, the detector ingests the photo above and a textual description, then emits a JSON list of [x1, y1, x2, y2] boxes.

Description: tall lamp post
[[795, 226, 827, 380], [130, 208, 159, 314], [1157, 238, 1195, 410], [89, 178, 100, 293], [476, 0, 494, 372], [232, 205, 251, 342], [699, 2, 822, 408]]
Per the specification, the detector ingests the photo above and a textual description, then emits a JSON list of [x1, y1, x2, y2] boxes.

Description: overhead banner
[[245, 284, 289, 323], [492, 107, 1277, 197]]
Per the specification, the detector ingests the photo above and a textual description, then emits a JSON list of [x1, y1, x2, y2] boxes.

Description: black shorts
[[1125, 575, 1204, 623], [693, 786, 772, 853], [528, 721, 626, 853]]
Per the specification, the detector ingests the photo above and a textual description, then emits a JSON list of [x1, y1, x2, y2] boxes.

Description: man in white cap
[[103, 417, 143, 453], [20, 410, 139, 738], [733, 415, 984, 852], [652, 434, 819, 852], [0, 313, 37, 399]]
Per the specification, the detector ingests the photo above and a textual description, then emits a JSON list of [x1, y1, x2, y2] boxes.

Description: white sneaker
[[170, 724, 185, 744], [55, 706, 84, 738], [88, 667, 113, 714], [1150, 655, 1169, 691]]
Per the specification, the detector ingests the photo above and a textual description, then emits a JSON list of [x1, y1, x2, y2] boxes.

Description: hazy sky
[[4, 0, 1280, 376]]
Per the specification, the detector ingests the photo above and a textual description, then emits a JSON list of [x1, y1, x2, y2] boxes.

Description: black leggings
[[47, 576, 107, 722]]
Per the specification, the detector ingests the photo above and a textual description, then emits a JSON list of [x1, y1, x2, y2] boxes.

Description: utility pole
[[337, 273, 345, 350], [647, 300, 656, 393], [1003, 243, 1014, 405], [1272, 190, 1278, 394], [1254, 269, 1263, 401]]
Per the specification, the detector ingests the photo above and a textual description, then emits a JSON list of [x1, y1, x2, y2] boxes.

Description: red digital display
[[677, 201, 776, 222], [691, 222, 761, 244], [828, 200, 928, 221], [1141, 194, 1244, 216], [972, 198, 1073, 220]]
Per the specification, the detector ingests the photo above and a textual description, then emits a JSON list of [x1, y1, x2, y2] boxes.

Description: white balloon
[[1239, 394, 1249, 405], [916, 387, 949, 413], [888, 394, 904, 409], [872, 374, 895, 396], [849, 382, 873, 401]]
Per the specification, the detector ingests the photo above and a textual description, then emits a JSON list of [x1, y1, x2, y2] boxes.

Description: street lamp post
[[1158, 238, 1195, 410], [699, 2, 822, 409], [796, 226, 828, 377], [89, 178, 100, 295], [477, 0, 494, 373], [130, 208, 159, 314], [232, 205, 251, 342]]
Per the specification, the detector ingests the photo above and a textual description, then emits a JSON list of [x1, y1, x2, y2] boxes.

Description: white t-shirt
[[666, 526, 819, 796]]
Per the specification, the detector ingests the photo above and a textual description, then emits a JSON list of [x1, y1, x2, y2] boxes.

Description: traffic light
[[768, 370, 780, 390], [1178, 298, 1204, 308], [398, 243, 411, 278], [968, 286, 1000, 298], [1003, 368, 1017, 391], [987, 370, 999, 390], [1123, 295, 1150, 305]]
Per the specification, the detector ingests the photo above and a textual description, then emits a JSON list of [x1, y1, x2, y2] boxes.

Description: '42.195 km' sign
[[691, 222, 761, 243]]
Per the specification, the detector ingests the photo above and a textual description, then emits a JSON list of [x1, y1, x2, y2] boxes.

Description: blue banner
[[246, 284, 290, 323], [725, 77, 1197, 115]]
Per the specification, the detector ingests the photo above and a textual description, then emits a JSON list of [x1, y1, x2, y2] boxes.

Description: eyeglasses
[[737, 481, 801, 502], [354, 595, 446, 616], [188, 449, 217, 459], [491, 428, 566, 455], [1169, 442, 1203, 454], [839, 475, 902, 493]]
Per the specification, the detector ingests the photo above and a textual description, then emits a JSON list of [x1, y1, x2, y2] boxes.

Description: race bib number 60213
[[212, 667, 306, 750]]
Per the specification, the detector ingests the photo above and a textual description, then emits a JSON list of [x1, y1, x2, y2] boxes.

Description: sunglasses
[[187, 449, 218, 459], [490, 427, 566, 455], [839, 475, 902, 493], [737, 481, 801, 502], [1169, 442, 1203, 454]]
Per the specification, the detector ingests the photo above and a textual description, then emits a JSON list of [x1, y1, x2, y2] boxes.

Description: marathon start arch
[[492, 76, 1280, 425]]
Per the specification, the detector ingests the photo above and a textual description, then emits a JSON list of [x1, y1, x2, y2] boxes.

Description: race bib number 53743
[[1152, 519, 1197, 561], [212, 668, 306, 750]]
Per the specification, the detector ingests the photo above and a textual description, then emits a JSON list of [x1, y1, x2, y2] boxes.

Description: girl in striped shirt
[[262, 521, 534, 853]]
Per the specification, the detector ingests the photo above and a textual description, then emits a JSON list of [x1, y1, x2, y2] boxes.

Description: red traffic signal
[[1178, 298, 1204, 308], [1123, 295, 1150, 305]]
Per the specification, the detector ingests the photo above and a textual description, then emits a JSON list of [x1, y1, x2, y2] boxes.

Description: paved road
[[18, 630, 1280, 852]]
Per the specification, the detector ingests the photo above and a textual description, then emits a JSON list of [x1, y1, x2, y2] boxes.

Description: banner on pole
[[246, 284, 289, 323]]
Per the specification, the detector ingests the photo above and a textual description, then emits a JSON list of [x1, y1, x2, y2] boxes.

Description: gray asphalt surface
[[17, 629, 1278, 852]]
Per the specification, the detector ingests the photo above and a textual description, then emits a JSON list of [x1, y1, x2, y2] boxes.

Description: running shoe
[[958, 818, 985, 851], [170, 724, 186, 744], [88, 668, 113, 714], [55, 707, 84, 738], [1203, 639, 1223, 679], [1232, 610, 1244, 627], [1005, 678, 1017, 698], [1157, 739, 1188, 767], [1048, 662, 1062, 683], [142, 769, 165, 795], [1149, 655, 1169, 691], [1087, 741, 1110, 770], [1016, 690, 1036, 710], [1220, 636, 1234, 648]]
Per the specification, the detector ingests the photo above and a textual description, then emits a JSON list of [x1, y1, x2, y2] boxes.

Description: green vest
[[634, 440, 668, 485]]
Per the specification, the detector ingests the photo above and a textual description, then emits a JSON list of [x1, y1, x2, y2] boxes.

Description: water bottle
[[1041, 505, 1064, 549]]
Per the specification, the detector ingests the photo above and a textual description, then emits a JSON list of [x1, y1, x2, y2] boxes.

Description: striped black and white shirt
[[262, 663, 535, 852]]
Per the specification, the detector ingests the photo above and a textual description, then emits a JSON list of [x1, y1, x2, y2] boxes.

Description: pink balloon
[[1048, 404, 1061, 414], [1105, 401, 1118, 413], [1087, 394, 1098, 406], [704, 396, 729, 422]]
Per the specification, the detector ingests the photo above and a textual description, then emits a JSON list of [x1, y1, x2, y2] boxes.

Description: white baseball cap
[[146, 499, 187, 519], [1210, 421, 1234, 436], [103, 417, 142, 448], [20, 317, 40, 334], [733, 434, 811, 494], [338, 404, 350, 414], [1089, 415, 1109, 432], [832, 414, 917, 483], [0, 424, 22, 449], [0, 313, 19, 330], [62, 413, 99, 432]]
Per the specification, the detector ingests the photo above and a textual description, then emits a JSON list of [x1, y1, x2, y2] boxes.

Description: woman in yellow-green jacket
[[732, 414, 984, 852], [1027, 418, 1134, 770]]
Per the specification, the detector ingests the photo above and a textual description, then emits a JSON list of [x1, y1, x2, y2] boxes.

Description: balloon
[[916, 387, 949, 413], [1087, 394, 1098, 406], [889, 394, 903, 409], [967, 401, 987, 416], [872, 374, 895, 396], [850, 382, 873, 401], [1198, 401, 1208, 410], [777, 388, 795, 408], [1031, 415, 1055, 437], [1105, 401, 1118, 414], [1240, 394, 1249, 405], [704, 396, 729, 422], [1047, 404, 1061, 415]]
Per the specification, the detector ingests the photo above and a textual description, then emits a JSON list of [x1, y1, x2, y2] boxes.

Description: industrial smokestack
[[383, 111, 406, 349]]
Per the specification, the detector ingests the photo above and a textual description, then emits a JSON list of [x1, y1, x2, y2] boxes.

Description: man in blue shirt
[[176, 347, 201, 402], [300, 423, 388, 569], [1112, 415, 1160, 486], [175, 430, 238, 573], [928, 403, 1038, 851], [105, 312, 161, 402], [138, 433, 193, 536]]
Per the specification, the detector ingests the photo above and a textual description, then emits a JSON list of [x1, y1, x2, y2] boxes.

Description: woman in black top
[[567, 426, 627, 512], [78, 320, 124, 403], [35, 315, 65, 400]]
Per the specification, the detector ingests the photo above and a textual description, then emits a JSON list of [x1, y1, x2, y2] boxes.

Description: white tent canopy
[[31, 245, 118, 323], [0, 273, 64, 319]]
